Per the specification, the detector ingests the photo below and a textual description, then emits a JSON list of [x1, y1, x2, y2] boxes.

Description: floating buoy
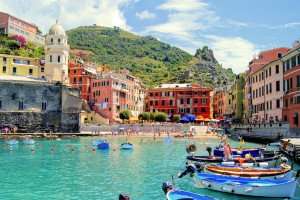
[[186, 144, 197, 154]]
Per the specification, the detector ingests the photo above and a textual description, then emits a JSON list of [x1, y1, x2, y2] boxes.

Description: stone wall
[[0, 80, 81, 133]]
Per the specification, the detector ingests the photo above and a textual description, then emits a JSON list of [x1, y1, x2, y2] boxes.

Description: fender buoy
[[186, 144, 197, 154]]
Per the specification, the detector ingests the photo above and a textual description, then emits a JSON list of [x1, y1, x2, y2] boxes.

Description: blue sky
[[0, 0, 300, 73]]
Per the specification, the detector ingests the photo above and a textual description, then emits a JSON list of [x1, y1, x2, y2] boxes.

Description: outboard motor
[[206, 146, 212, 157], [119, 194, 130, 200], [178, 164, 197, 178], [162, 182, 173, 194], [296, 170, 300, 178]]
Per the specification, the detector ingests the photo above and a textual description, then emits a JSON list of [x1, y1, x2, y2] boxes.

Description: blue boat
[[120, 143, 133, 150], [167, 190, 215, 200], [213, 147, 261, 157], [162, 182, 215, 200], [194, 172, 297, 198], [6, 139, 19, 145], [178, 164, 298, 198], [96, 140, 109, 150]]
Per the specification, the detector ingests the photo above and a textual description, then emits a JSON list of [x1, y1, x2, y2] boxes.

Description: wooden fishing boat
[[205, 164, 292, 178], [194, 172, 297, 198], [187, 151, 280, 164]]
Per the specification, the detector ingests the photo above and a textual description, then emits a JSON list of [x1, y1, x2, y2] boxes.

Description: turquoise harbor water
[[0, 137, 300, 200]]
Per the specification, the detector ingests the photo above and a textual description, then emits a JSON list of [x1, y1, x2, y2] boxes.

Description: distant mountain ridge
[[66, 26, 235, 87]]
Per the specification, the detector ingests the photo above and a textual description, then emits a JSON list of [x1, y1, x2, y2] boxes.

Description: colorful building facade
[[246, 48, 289, 123], [212, 86, 232, 119], [0, 11, 44, 45], [282, 42, 300, 128], [91, 70, 144, 122], [0, 54, 44, 78], [69, 59, 96, 101], [145, 83, 211, 118]]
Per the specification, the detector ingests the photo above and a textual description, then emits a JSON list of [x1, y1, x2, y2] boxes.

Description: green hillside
[[67, 26, 193, 87], [0, 35, 44, 58]]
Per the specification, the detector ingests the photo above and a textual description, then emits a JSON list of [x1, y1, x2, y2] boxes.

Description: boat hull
[[194, 172, 297, 198], [213, 147, 261, 157], [167, 190, 215, 200], [120, 143, 133, 150], [205, 164, 291, 178], [97, 143, 109, 150], [187, 153, 279, 165]]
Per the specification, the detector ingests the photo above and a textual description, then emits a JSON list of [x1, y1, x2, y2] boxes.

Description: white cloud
[[226, 19, 249, 28], [207, 36, 257, 73], [0, 0, 133, 33], [159, 0, 208, 11], [136, 10, 156, 20], [147, 0, 218, 38]]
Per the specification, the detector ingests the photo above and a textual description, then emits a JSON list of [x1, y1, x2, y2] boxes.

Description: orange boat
[[205, 164, 291, 177]]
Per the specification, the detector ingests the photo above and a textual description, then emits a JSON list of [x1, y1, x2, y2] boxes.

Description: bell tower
[[44, 20, 69, 84]]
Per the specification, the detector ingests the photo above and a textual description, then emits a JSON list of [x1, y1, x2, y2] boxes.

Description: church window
[[58, 55, 61, 63], [58, 38, 61, 44], [50, 38, 53, 44], [42, 101, 47, 111], [18, 101, 24, 110], [50, 55, 52, 62]]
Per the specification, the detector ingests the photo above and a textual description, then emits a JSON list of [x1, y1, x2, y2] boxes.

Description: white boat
[[6, 139, 19, 145], [203, 163, 294, 180], [194, 172, 297, 198], [162, 182, 215, 200], [23, 139, 35, 145]]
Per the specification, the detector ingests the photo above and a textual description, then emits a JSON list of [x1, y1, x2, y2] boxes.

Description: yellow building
[[0, 54, 44, 78]]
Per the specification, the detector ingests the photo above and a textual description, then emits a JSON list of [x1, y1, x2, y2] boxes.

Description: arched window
[[50, 55, 52, 62], [58, 38, 61, 44], [57, 55, 61, 63], [50, 38, 53, 44]]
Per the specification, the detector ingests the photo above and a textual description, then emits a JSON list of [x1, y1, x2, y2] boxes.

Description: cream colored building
[[251, 59, 284, 122], [44, 21, 69, 85]]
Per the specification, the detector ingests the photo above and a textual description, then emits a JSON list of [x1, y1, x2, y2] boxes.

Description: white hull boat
[[194, 172, 297, 198]]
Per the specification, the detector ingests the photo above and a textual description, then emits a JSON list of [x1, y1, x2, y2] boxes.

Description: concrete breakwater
[[229, 122, 300, 143]]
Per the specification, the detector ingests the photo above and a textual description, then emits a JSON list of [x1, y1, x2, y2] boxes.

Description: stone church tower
[[44, 21, 69, 84]]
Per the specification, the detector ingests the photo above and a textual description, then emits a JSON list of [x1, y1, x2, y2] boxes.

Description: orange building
[[282, 42, 300, 128], [145, 83, 211, 118]]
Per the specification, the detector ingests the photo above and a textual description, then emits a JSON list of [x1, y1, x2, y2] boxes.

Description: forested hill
[[67, 26, 235, 87]]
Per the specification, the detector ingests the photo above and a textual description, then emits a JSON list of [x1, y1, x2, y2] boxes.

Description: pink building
[[91, 70, 144, 122], [248, 48, 289, 123]]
